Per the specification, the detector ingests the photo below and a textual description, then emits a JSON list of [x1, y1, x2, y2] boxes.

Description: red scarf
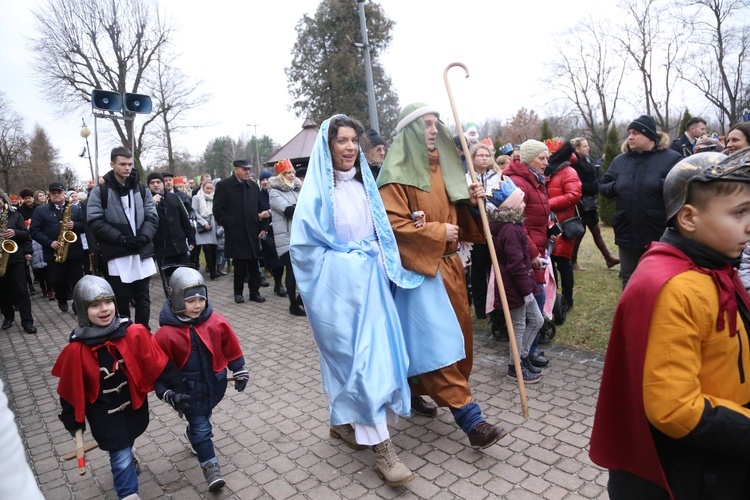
[[589, 242, 750, 498], [52, 324, 169, 423]]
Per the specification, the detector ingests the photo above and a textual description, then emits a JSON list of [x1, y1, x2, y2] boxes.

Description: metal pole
[[94, 116, 99, 181], [356, 0, 379, 133]]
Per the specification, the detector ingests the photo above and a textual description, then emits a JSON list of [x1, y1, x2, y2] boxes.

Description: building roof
[[265, 114, 318, 166]]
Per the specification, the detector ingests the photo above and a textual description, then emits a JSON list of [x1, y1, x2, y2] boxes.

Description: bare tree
[[547, 18, 627, 152], [503, 108, 542, 146], [0, 93, 29, 194], [614, 0, 688, 135], [30, 0, 174, 173], [679, 0, 750, 131], [146, 50, 210, 171]]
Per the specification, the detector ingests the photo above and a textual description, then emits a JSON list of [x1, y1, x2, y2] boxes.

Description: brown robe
[[379, 150, 484, 408]]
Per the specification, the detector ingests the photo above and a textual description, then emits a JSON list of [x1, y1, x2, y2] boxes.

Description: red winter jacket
[[504, 159, 550, 283], [546, 162, 582, 259]]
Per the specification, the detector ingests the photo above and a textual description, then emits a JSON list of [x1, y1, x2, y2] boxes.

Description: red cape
[[589, 242, 749, 498], [154, 313, 243, 372], [52, 323, 169, 424]]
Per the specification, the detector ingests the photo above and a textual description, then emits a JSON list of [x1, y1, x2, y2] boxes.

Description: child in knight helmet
[[52, 275, 189, 500], [486, 176, 544, 384], [590, 150, 750, 499], [154, 266, 248, 492]]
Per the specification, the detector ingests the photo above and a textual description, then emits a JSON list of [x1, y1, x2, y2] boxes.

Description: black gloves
[[283, 205, 296, 218], [123, 235, 150, 250], [123, 236, 142, 250], [233, 369, 249, 392], [163, 389, 191, 417]]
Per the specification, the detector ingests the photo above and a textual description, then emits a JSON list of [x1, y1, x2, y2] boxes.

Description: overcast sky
[[0, 0, 699, 182]]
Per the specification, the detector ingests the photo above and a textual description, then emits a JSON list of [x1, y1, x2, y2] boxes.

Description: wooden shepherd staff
[[444, 62, 529, 419]]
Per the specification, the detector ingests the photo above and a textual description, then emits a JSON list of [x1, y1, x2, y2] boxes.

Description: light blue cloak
[[290, 115, 422, 426]]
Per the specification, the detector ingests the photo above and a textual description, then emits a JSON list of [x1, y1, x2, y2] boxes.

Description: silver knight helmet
[[72, 275, 116, 327], [167, 266, 207, 314]]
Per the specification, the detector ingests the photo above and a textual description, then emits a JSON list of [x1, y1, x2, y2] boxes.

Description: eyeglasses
[[474, 154, 491, 159]]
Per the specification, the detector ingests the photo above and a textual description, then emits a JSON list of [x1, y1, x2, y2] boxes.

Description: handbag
[[197, 223, 211, 234], [560, 207, 585, 239], [579, 195, 599, 212]]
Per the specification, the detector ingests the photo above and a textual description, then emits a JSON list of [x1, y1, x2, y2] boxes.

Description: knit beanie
[[627, 115, 659, 143], [258, 170, 273, 181], [147, 172, 164, 184], [519, 140, 549, 165], [487, 177, 525, 210], [366, 128, 385, 148]]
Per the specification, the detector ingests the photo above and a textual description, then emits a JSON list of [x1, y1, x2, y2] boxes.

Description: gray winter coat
[[268, 176, 302, 257], [191, 194, 218, 246]]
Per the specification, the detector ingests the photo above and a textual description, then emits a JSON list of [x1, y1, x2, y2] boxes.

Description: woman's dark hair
[[729, 122, 750, 144], [548, 141, 577, 166], [328, 115, 365, 184]]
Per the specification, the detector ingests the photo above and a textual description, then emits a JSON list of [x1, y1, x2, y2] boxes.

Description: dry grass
[[473, 225, 622, 356]]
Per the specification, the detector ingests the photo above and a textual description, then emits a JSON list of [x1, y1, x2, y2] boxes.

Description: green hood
[[377, 103, 470, 203]]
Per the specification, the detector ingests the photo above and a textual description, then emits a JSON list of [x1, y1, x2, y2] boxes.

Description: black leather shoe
[[58, 301, 68, 312], [274, 283, 288, 297], [248, 293, 266, 303], [259, 275, 270, 287], [529, 352, 550, 367], [411, 396, 438, 417], [234, 295, 245, 304], [21, 322, 37, 334], [1, 319, 13, 330], [467, 422, 507, 449]]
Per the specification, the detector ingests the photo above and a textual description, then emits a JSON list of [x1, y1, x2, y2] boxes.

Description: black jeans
[[47, 258, 85, 303], [551, 256, 574, 305], [233, 258, 260, 296], [280, 252, 298, 305], [0, 262, 33, 324], [106, 274, 152, 330], [619, 246, 647, 290], [469, 244, 491, 317]]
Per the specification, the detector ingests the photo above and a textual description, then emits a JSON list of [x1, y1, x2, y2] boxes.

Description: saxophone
[[0, 203, 19, 277], [54, 195, 78, 263]]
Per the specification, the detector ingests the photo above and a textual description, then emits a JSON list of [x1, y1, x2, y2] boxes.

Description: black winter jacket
[[86, 170, 159, 260], [30, 201, 85, 262], [152, 191, 196, 258], [2, 209, 31, 264], [600, 137, 681, 249]]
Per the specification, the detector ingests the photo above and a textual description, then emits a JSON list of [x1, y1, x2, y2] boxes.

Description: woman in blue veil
[[290, 115, 421, 486]]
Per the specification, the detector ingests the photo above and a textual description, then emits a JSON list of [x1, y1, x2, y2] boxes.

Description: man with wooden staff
[[378, 102, 507, 449]]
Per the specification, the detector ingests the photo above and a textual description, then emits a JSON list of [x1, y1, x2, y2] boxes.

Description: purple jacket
[[489, 208, 538, 310]]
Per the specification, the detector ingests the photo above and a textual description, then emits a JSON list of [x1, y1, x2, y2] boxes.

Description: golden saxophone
[[54, 194, 78, 263], [0, 202, 19, 278]]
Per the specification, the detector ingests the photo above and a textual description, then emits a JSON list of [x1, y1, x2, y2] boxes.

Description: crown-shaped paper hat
[[544, 137, 564, 153]]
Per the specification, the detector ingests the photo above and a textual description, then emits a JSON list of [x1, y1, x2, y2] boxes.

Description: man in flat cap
[[378, 103, 507, 450], [213, 159, 271, 303]]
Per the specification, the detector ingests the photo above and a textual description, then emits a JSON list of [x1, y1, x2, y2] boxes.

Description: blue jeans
[[109, 447, 138, 499], [529, 283, 546, 355], [186, 412, 216, 466]]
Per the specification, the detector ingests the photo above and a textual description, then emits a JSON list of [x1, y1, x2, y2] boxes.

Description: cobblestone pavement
[[0, 274, 608, 499]]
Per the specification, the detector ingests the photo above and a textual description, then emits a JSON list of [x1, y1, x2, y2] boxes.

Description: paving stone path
[[0, 274, 608, 499]]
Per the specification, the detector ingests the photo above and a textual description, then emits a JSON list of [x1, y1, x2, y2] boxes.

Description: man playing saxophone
[[0, 190, 36, 334], [30, 182, 85, 314]]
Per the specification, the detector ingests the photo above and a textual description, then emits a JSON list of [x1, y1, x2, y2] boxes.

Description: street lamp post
[[356, 0, 379, 133], [246, 123, 262, 174], [79, 118, 95, 182]]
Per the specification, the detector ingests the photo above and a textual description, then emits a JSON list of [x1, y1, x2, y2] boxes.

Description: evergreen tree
[[677, 109, 692, 137], [540, 119, 553, 141], [27, 125, 60, 190], [599, 123, 621, 226], [286, 0, 400, 139]]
